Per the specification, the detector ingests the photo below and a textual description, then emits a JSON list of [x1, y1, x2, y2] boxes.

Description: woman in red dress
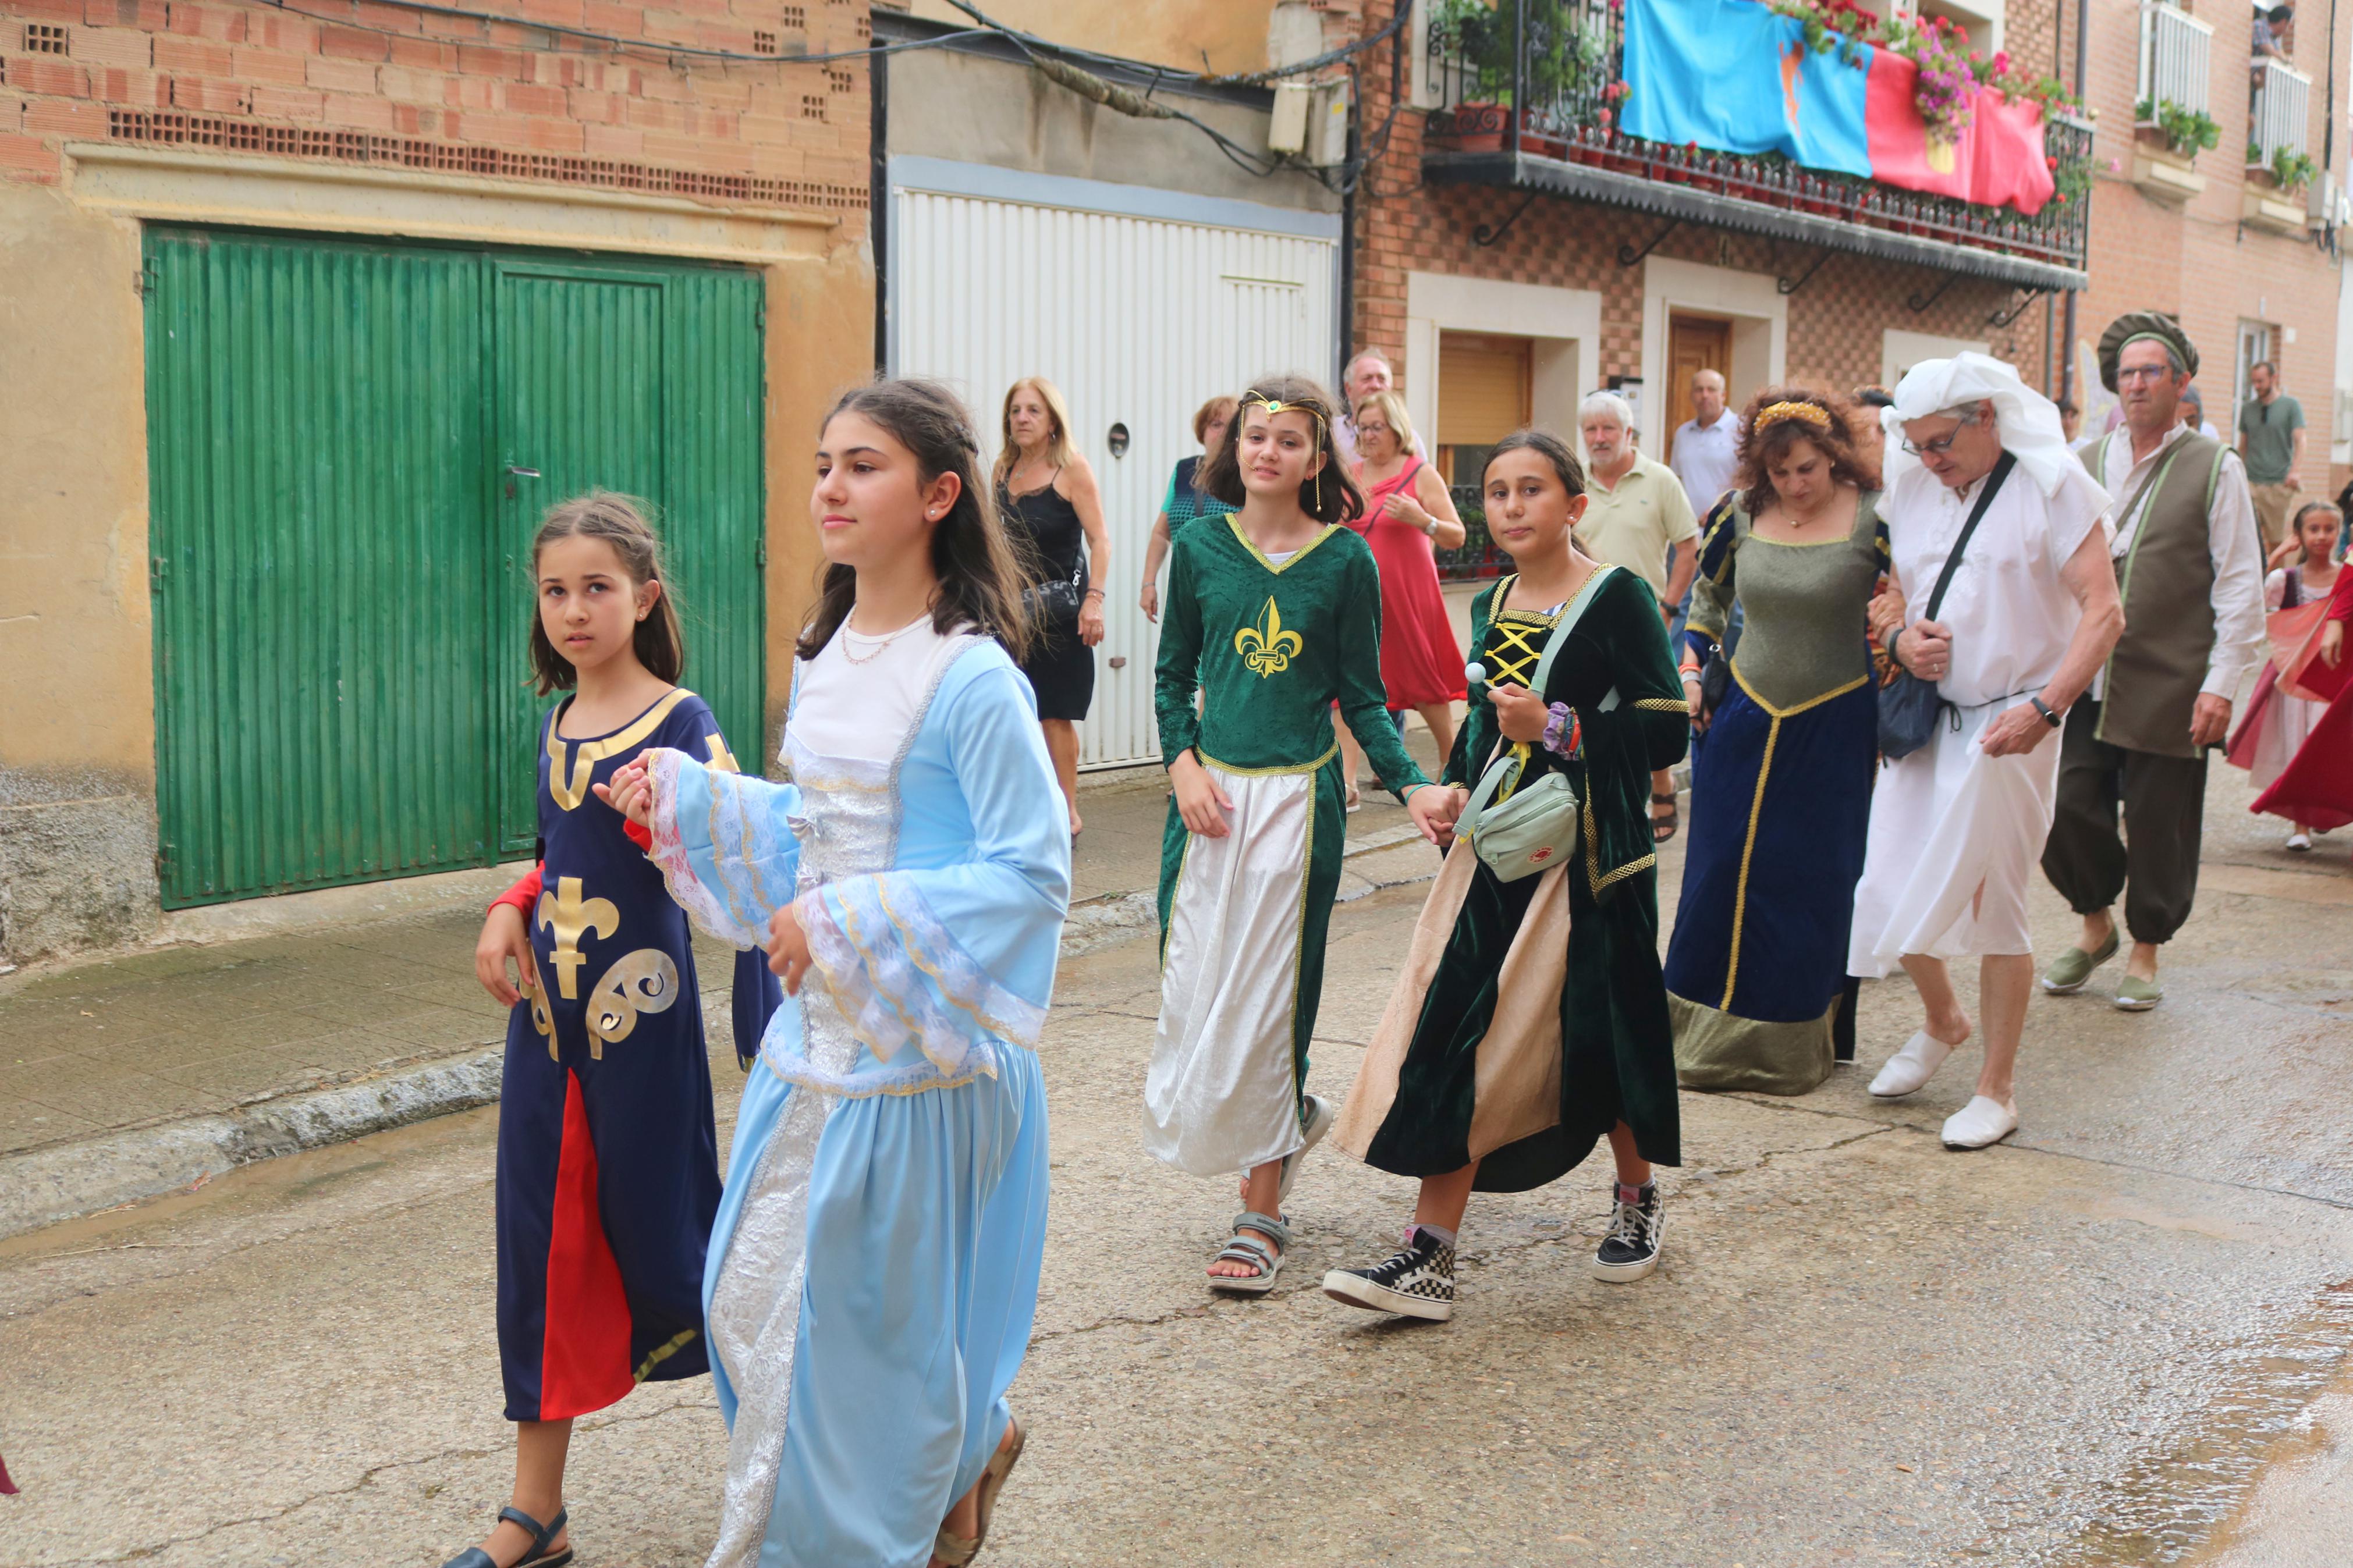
[[2252, 556, 2353, 852], [1339, 390, 1468, 800]]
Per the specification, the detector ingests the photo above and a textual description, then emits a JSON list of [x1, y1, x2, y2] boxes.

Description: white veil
[[1881, 351, 2093, 500]]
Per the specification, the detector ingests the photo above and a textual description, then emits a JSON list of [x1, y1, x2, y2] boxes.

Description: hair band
[[1754, 400, 1834, 433]]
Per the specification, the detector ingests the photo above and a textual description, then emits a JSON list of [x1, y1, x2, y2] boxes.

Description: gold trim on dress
[[1225, 514, 1340, 575], [1195, 739, 1341, 778], [1720, 713, 1784, 1009], [634, 1328, 698, 1382], [546, 688, 696, 810], [1728, 662, 1871, 720], [536, 876, 620, 1000]]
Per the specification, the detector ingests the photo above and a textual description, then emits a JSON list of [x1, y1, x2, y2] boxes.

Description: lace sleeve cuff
[[644, 747, 793, 951]]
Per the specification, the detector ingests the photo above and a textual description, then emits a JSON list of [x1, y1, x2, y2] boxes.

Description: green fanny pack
[[1456, 567, 1617, 883]]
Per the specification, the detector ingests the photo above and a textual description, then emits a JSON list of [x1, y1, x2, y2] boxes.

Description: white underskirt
[[1144, 766, 1314, 1178], [1848, 695, 2063, 975]]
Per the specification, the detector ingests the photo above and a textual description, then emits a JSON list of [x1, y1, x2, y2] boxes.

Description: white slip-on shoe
[[2288, 832, 2313, 852], [1941, 1095, 2018, 1150], [1868, 1030, 1956, 1098]]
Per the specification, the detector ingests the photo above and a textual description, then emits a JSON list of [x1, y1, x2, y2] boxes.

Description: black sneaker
[[1321, 1229, 1456, 1321], [1591, 1183, 1663, 1283]]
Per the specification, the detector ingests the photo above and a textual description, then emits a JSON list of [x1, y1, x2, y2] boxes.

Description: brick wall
[[0, 0, 868, 228], [2070, 0, 2345, 488], [1350, 1, 2063, 416]]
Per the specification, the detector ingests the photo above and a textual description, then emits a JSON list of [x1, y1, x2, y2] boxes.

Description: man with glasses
[[1848, 354, 2123, 1150], [2040, 314, 2263, 1012]]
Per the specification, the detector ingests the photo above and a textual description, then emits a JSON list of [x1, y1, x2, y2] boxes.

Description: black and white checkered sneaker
[[1321, 1228, 1456, 1322], [1591, 1182, 1663, 1283]]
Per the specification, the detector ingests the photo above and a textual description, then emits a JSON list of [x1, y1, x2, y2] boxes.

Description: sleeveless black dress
[[1001, 477, 1098, 721]]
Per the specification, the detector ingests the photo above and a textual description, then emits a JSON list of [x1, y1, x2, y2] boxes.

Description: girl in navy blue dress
[[448, 492, 778, 1568]]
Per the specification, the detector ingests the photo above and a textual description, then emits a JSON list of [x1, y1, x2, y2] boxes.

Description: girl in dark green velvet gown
[[1326, 430, 1690, 1322]]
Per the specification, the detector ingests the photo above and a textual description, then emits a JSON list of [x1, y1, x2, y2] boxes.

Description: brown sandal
[[1651, 791, 1679, 844], [933, 1416, 1026, 1565]]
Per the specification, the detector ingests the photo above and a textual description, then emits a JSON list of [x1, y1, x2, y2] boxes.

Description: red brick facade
[[0, 0, 867, 230], [2071, 0, 2347, 492], [1349, 1, 2082, 420]]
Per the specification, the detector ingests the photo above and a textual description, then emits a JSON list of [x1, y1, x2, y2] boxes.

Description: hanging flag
[[1621, 0, 2056, 216]]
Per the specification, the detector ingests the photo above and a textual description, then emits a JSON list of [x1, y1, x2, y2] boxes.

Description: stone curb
[[0, 829, 1441, 1242], [0, 1048, 503, 1243]]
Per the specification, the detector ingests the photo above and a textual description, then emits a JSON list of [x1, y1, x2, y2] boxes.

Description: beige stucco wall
[[906, 0, 1276, 72], [0, 155, 869, 964]]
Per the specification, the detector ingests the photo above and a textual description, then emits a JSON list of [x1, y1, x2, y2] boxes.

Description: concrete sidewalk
[[0, 738, 1448, 1238]]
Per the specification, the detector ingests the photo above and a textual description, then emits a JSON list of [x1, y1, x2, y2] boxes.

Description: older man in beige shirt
[[1576, 390, 1698, 841]]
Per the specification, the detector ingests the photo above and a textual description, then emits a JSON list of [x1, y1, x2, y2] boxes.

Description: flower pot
[[1433, 101, 1509, 154]]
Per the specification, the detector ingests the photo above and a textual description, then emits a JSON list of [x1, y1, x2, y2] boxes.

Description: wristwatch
[[2029, 695, 2063, 727]]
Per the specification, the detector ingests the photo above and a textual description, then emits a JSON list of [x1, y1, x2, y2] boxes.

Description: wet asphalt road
[[2, 768, 2350, 1568]]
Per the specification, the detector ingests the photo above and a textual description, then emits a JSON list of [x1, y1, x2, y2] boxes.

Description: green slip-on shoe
[[2113, 974, 2163, 1011], [2041, 930, 2121, 994]]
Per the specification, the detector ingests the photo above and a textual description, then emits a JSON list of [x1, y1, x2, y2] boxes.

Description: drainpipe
[[870, 34, 890, 374], [2059, 0, 2088, 404]]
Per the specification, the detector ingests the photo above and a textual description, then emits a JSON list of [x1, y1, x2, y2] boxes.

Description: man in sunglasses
[[2039, 314, 2264, 1013], [1847, 353, 2123, 1150]]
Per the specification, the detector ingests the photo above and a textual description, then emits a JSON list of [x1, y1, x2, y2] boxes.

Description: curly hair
[[1734, 385, 1880, 514]]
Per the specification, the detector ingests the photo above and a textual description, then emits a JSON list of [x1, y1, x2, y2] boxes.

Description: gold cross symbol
[[536, 876, 620, 1000]]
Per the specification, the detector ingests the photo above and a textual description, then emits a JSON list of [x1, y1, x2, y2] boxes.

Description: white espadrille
[[1868, 1029, 1957, 1098], [1940, 1095, 2018, 1150]]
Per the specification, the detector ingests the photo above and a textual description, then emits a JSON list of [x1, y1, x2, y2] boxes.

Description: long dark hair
[[1481, 428, 1588, 497], [528, 491, 687, 696], [797, 378, 1036, 663], [1735, 386, 1879, 514], [1198, 373, 1365, 525]]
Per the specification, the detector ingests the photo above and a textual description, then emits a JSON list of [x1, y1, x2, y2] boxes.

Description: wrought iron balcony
[[1421, 0, 2089, 293]]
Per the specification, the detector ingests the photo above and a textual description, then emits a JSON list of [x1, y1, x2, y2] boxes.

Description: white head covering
[[1883, 351, 2084, 499]]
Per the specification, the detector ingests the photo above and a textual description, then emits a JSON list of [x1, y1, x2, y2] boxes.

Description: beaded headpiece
[[1240, 389, 1332, 509], [1754, 400, 1835, 434]]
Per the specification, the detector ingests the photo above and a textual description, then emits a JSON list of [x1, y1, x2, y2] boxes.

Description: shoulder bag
[[1878, 450, 2015, 761], [1455, 568, 1614, 881]]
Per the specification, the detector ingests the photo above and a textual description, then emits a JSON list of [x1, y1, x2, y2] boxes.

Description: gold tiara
[[1755, 400, 1834, 433], [1241, 391, 1328, 425]]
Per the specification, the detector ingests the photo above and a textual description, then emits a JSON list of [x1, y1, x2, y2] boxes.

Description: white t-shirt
[[789, 615, 969, 764], [1884, 459, 2110, 709], [1669, 414, 1742, 516]]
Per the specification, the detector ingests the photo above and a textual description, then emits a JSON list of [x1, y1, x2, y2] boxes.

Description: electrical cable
[[260, 0, 989, 66]]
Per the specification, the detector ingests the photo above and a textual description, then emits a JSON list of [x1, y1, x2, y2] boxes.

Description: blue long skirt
[[705, 1046, 1049, 1567], [1665, 674, 1876, 1094]]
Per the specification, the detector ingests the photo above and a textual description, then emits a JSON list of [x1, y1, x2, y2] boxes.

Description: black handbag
[[1879, 450, 2015, 761], [1023, 563, 1086, 636]]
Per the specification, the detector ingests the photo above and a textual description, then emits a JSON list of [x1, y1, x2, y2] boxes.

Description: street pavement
[[3, 765, 2352, 1566]]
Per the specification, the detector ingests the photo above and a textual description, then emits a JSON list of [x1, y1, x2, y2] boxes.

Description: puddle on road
[[2052, 1281, 2353, 1565]]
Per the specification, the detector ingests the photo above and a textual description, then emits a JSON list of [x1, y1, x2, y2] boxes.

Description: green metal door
[[145, 229, 765, 908]]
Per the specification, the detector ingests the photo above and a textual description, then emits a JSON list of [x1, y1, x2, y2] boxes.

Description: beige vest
[[2090, 429, 2226, 759]]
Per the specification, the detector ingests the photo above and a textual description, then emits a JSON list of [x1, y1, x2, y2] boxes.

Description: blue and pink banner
[[1620, 0, 2056, 216]]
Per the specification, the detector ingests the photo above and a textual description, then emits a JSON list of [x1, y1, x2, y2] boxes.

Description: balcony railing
[[2249, 56, 2312, 169], [2138, 1, 2212, 119], [1421, 0, 2090, 284]]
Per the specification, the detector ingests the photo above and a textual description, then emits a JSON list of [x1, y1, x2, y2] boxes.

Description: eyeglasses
[[1898, 424, 1967, 457], [2114, 365, 2173, 385]]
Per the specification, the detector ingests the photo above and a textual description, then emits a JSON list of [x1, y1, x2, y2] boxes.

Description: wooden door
[[1665, 315, 1732, 460]]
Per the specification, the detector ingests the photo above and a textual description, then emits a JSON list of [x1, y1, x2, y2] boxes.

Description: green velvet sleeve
[[1154, 533, 1204, 767], [1337, 540, 1431, 801], [1610, 573, 1694, 773], [1444, 582, 1501, 788]]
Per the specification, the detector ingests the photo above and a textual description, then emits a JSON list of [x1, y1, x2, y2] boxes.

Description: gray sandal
[[1208, 1210, 1291, 1296]]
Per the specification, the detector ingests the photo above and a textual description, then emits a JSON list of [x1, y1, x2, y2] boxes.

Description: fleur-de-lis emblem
[[537, 876, 620, 1000], [1233, 596, 1304, 677]]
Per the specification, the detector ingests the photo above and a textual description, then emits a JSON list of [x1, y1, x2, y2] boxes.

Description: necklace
[[839, 615, 927, 664]]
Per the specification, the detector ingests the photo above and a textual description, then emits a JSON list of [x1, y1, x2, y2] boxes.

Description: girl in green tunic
[[1143, 376, 1456, 1296], [1326, 430, 1690, 1322]]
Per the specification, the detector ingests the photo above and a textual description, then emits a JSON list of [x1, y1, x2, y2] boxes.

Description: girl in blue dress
[[450, 493, 779, 1568], [603, 379, 1070, 1568]]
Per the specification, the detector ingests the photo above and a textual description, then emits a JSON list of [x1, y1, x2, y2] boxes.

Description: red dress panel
[[2252, 567, 2353, 831], [1353, 457, 1468, 709]]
